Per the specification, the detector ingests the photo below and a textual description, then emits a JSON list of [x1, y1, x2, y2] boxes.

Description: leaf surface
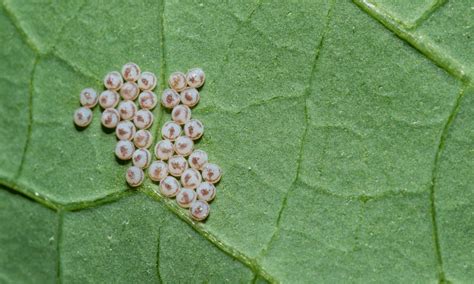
[[0, 0, 472, 282]]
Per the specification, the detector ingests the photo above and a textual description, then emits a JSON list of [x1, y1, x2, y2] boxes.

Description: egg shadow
[[115, 156, 131, 166], [101, 124, 115, 134], [74, 123, 88, 132]]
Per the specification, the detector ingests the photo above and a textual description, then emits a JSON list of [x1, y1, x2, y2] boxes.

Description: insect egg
[[161, 88, 181, 109], [138, 91, 158, 110], [180, 168, 201, 189], [202, 163, 222, 184], [184, 119, 204, 140], [186, 68, 205, 88], [133, 129, 153, 149], [103, 71, 123, 91], [115, 140, 135, 160], [120, 81, 140, 100], [174, 136, 194, 156], [196, 182, 216, 202], [176, 188, 197, 208], [154, 139, 174, 160], [99, 90, 120, 109], [115, 120, 136, 140], [73, 107, 93, 127], [148, 161, 169, 182], [132, 148, 152, 169], [190, 200, 210, 221], [161, 121, 181, 141], [79, 88, 98, 108], [117, 100, 137, 120], [137, 71, 157, 91], [160, 176, 181, 197], [180, 88, 200, 108], [188, 150, 208, 170], [121, 62, 141, 82], [133, 109, 154, 129], [168, 155, 188, 177], [171, 105, 192, 125], [126, 166, 144, 187], [101, 108, 120, 129], [168, 71, 187, 92]]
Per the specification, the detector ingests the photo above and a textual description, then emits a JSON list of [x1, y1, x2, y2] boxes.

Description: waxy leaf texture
[[0, 0, 472, 283]]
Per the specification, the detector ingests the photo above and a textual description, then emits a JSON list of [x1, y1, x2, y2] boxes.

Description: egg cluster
[[73, 63, 221, 221]]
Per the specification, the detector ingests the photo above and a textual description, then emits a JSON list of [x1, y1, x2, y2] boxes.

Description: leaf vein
[[1, 1, 40, 54], [155, 0, 168, 134], [55, 210, 64, 284], [206, 0, 262, 90], [0, 178, 59, 210], [15, 55, 39, 180], [51, 0, 88, 52], [150, 1, 276, 281], [297, 177, 428, 202], [0, 177, 135, 211], [156, 228, 163, 284], [198, 94, 306, 116], [257, 0, 335, 262], [50, 51, 101, 84], [429, 84, 467, 283], [353, 0, 470, 83], [409, 0, 447, 29], [141, 188, 278, 283]]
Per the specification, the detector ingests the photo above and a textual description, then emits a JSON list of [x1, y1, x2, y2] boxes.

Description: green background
[[0, 0, 472, 283]]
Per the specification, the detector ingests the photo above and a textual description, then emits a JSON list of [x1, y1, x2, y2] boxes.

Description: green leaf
[[0, 0, 472, 283], [0, 188, 58, 283]]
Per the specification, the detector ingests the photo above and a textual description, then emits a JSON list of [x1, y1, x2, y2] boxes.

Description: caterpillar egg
[[184, 119, 204, 140], [99, 90, 120, 109], [104, 71, 123, 91], [196, 182, 216, 202], [133, 109, 154, 129], [176, 188, 197, 208], [148, 161, 169, 182], [133, 129, 153, 149], [188, 150, 208, 170], [115, 140, 135, 160], [79, 88, 98, 108], [202, 163, 222, 184], [101, 108, 120, 129], [120, 81, 140, 100], [117, 100, 137, 120], [73, 107, 93, 127], [180, 88, 200, 108], [186, 68, 205, 88], [180, 168, 201, 189], [161, 121, 181, 141], [115, 120, 136, 140], [121, 62, 141, 82], [137, 71, 157, 91], [160, 176, 181, 197], [168, 71, 187, 92], [161, 88, 180, 109], [171, 105, 191, 125], [126, 166, 144, 187], [132, 148, 152, 169], [174, 136, 194, 156], [190, 200, 210, 221], [138, 91, 158, 110], [168, 155, 188, 177], [154, 139, 174, 160]]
